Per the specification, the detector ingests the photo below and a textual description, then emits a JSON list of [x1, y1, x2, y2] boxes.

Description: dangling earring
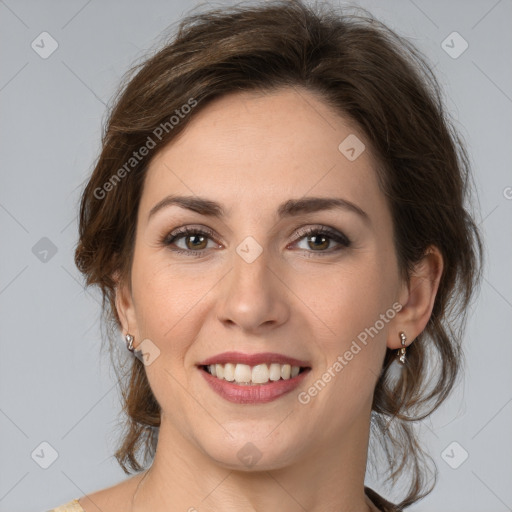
[[397, 331, 407, 364], [125, 333, 134, 353]]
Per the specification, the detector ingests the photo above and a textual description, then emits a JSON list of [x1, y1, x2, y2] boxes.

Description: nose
[[215, 247, 290, 334]]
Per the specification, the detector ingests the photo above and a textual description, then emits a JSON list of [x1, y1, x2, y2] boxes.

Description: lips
[[196, 351, 312, 404], [199, 365, 310, 404]]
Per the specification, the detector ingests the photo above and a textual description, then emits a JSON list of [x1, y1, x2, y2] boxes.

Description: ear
[[387, 245, 444, 350], [112, 270, 139, 341]]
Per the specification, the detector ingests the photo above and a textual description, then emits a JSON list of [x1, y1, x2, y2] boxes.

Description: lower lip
[[198, 367, 310, 404]]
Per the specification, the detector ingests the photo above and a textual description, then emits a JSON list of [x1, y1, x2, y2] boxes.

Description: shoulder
[[49, 473, 144, 512], [365, 486, 403, 512], [46, 499, 84, 512]]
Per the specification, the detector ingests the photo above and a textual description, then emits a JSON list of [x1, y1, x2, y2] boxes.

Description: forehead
[[141, 87, 387, 224]]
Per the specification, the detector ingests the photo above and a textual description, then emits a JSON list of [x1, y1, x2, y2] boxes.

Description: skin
[[79, 87, 443, 512]]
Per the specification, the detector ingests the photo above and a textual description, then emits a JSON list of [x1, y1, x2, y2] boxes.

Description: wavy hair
[[74, 1, 483, 507]]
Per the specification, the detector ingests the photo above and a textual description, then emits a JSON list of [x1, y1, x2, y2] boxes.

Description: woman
[[49, 0, 482, 510]]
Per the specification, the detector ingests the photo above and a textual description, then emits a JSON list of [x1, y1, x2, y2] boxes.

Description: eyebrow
[[147, 195, 370, 224]]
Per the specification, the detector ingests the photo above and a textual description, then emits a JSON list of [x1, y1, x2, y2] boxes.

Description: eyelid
[[161, 223, 351, 255], [290, 225, 351, 247], [161, 225, 220, 247]]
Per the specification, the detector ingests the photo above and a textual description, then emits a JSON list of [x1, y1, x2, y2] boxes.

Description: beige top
[[49, 487, 400, 511], [47, 498, 84, 512]]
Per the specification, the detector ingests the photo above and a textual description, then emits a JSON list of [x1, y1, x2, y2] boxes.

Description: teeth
[[223, 363, 235, 382], [252, 364, 269, 384], [206, 363, 304, 385], [269, 363, 282, 381], [234, 363, 252, 383]]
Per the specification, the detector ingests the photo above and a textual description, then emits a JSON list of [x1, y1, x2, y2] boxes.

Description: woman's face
[[117, 87, 406, 470]]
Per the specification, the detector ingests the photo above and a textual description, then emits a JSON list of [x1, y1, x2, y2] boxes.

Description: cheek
[[319, 259, 393, 328], [305, 267, 393, 418], [308, 254, 396, 380], [130, 257, 201, 410], [132, 252, 200, 336]]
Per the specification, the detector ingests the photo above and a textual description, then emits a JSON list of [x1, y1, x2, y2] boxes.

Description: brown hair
[[74, 0, 483, 507]]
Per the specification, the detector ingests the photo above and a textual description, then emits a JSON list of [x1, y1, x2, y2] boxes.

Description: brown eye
[[293, 226, 351, 255], [161, 225, 351, 257], [162, 227, 218, 255], [182, 233, 208, 250], [305, 233, 330, 251]]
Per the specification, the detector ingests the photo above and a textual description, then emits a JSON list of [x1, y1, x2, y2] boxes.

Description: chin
[[196, 431, 303, 472]]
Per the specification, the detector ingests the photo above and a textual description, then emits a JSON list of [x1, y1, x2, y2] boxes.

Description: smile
[[202, 362, 308, 385], [196, 351, 312, 403]]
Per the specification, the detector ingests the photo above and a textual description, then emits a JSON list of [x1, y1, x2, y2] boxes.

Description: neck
[[130, 408, 376, 512]]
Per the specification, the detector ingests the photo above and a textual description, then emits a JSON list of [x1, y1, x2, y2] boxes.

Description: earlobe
[[387, 246, 444, 350]]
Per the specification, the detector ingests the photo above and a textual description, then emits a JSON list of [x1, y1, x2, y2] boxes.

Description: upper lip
[[197, 351, 311, 367]]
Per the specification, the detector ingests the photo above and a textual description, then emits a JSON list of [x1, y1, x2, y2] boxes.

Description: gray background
[[1, 0, 511, 511]]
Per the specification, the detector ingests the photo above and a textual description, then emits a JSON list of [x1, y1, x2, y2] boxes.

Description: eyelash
[[160, 225, 351, 257]]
